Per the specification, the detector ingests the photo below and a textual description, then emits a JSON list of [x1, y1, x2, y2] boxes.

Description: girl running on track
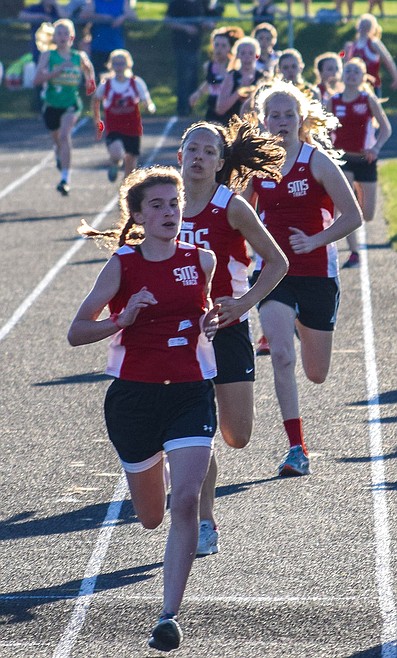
[[33, 18, 96, 196], [189, 25, 244, 122], [313, 51, 344, 105], [243, 81, 362, 477], [177, 118, 288, 554], [327, 57, 391, 268], [93, 48, 156, 183], [344, 14, 397, 97], [215, 36, 266, 125], [251, 22, 280, 81], [276, 48, 320, 101], [68, 165, 220, 652]]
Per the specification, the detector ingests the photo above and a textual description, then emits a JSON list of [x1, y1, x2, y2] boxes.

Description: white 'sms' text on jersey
[[288, 178, 309, 197], [173, 265, 199, 286]]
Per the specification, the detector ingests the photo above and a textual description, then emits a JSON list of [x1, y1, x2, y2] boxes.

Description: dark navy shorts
[[104, 379, 216, 471], [258, 275, 340, 332], [106, 132, 140, 155], [341, 153, 377, 183], [213, 319, 255, 384], [43, 105, 79, 131]]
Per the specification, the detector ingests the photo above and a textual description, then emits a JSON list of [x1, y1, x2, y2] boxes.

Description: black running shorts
[[104, 379, 216, 465], [212, 319, 255, 384], [106, 132, 141, 155], [258, 275, 340, 332], [341, 153, 377, 183]]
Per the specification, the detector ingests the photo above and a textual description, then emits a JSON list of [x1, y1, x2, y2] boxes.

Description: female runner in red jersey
[[243, 81, 362, 477], [327, 57, 391, 268], [68, 165, 221, 652], [178, 118, 288, 554]]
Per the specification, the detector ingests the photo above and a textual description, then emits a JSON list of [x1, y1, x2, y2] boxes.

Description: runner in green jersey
[[34, 18, 96, 195]]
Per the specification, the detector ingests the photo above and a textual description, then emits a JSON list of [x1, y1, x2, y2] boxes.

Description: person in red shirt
[[328, 57, 391, 268], [244, 81, 362, 476], [177, 117, 288, 554], [93, 48, 156, 182], [68, 165, 220, 652], [344, 13, 397, 97]]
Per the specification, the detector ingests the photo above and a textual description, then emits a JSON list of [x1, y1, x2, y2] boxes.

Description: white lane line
[[0, 118, 89, 201], [51, 475, 128, 658], [0, 594, 364, 603], [359, 225, 397, 658], [0, 117, 177, 345]]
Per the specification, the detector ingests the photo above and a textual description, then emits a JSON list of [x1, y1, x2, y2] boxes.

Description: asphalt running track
[[0, 113, 396, 658]]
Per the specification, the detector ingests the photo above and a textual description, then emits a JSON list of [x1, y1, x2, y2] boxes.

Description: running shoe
[[148, 614, 183, 651], [342, 252, 360, 269], [56, 180, 70, 196], [278, 446, 311, 477], [196, 520, 219, 556], [107, 163, 119, 182], [256, 335, 270, 356]]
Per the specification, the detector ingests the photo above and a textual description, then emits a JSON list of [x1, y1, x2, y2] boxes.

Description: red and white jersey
[[349, 38, 381, 89], [106, 241, 217, 383], [252, 142, 338, 278], [179, 185, 251, 323], [330, 91, 376, 153], [97, 76, 146, 136]]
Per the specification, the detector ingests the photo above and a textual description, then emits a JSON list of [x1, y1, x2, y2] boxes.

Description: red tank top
[[330, 92, 375, 153], [252, 142, 338, 278], [103, 77, 143, 136], [180, 185, 251, 323], [350, 39, 381, 89], [106, 241, 217, 383]]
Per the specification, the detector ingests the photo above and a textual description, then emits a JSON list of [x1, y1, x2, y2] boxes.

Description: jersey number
[[180, 228, 210, 250]]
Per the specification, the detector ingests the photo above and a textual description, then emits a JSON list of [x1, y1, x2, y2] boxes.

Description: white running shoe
[[278, 446, 311, 477], [196, 520, 219, 556]]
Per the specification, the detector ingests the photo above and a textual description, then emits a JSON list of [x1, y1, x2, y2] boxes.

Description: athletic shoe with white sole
[[56, 180, 70, 196], [196, 520, 219, 556], [148, 614, 183, 652], [278, 446, 311, 477]]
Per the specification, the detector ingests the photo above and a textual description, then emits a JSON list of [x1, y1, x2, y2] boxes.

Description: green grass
[[379, 161, 397, 249]]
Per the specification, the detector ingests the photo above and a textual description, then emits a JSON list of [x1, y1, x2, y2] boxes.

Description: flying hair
[[181, 118, 285, 192], [77, 166, 184, 251]]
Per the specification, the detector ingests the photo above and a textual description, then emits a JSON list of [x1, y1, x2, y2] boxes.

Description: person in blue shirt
[[19, 0, 64, 63], [79, 0, 137, 80]]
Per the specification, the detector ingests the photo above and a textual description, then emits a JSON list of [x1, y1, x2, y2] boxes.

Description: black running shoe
[[57, 180, 70, 196], [148, 614, 183, 652]]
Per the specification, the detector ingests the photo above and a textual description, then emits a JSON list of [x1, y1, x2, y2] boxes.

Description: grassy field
[[1, 1, 396, 245]]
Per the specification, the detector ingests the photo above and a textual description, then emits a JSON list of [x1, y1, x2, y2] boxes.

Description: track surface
[[0, 114, 396, 658]]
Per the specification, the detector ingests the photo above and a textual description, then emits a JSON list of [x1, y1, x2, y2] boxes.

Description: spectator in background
[[79, 0, 137, 81], [334, 0, 354, 21], [234, 0, 285, 27], [18, 0, 64, 64], [166, 0, 221, 118], [368, 0, 384, 17]]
